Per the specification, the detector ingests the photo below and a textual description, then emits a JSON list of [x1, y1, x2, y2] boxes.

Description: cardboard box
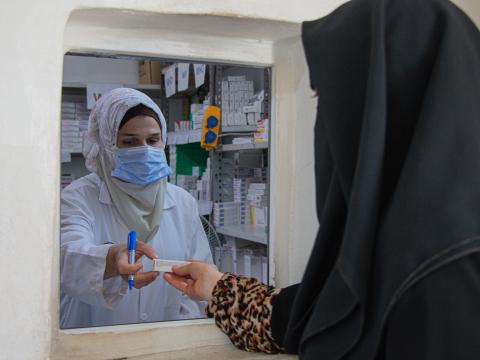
[[150, 62, 162, 84], [139, 61, 162, 84], [139, 61, 150, 84]]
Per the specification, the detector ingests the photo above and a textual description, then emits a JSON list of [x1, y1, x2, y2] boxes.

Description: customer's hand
[[163, 261, 223, 301], [104, 241, 160, 289]]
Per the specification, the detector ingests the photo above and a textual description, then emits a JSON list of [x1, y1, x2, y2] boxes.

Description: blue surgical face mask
[[111, 146, 171, 185]]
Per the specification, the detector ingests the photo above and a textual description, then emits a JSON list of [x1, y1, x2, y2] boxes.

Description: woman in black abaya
[[165, 0, 480, 358]]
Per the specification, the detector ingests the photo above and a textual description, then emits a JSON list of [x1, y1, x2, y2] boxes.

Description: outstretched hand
[[163, 261, 223, 301]]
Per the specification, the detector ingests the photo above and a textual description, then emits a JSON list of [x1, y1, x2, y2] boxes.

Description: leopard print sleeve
[[206, 272, 283, 354]]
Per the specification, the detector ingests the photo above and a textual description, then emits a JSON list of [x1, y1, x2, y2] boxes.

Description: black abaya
[[270, 0, 480, 359]]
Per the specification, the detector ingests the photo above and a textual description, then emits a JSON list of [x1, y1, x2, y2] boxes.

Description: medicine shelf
[[62, 82, 162, 90], [221, 125, 258, 133], [215, 224, 267, 245], [167, 130, 202, 145], [217, 142, 268, 152]]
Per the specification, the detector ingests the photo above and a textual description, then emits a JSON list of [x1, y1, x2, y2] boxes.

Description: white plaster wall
[[290, 42, 319, 285], [0, 2, 67, 360], [0, 0, 478, 359], [455, 0, 480, 26], [270, 36, 319, 287]]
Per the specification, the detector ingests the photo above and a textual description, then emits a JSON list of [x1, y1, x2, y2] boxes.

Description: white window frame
[[51, 9, 307, 359]]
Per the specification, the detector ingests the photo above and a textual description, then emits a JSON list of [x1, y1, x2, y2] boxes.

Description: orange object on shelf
[[200, 106, 221, 150]]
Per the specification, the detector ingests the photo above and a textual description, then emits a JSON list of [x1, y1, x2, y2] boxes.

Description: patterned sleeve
[[205, 272, 284, 354]]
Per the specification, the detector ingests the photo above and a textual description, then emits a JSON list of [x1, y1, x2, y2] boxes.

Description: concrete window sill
[[131, 344, 297, 360]]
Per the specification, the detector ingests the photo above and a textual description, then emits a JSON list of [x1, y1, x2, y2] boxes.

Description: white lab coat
[[60, 173, 212, 328]]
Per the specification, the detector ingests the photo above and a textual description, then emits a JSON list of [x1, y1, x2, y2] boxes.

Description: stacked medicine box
[[197, 158, 212, 201], [213, 202, 251, 228], [243, 90, 265, 127], [247, 183, 268, 226], [233, 178, 249, 203], [175, 160, 212, 202], [221, 76, 255, 127], [213, 165, 268, 228], [190, 103, 205, 130], [231, 166, 268, 226], [61, 101, 90, 154]]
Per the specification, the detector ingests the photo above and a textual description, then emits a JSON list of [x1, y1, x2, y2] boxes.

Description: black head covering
[[119, 104, 162, 130], [284, 0, 480, 358]]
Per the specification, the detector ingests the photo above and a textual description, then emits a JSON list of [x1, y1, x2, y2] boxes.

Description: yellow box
[[200, 106, 221, 150]]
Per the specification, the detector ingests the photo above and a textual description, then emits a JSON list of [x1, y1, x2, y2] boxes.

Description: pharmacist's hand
[[104, 241, 160, 289], [163, 262, 223, 301]]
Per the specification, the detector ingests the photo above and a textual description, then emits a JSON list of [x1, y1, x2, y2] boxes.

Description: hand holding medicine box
[[153, 259, 190, 272]]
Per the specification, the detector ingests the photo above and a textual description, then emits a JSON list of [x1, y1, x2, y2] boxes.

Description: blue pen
[[127, 230, 137, 290]]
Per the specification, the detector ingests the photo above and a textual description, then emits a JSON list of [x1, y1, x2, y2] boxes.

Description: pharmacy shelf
[[197, 200, 213, 216], [217, 142, 268, 152], [215, 224, 267, 245], [171, 86, 200, 99], [62, 82, 162, 90], [167, 130, 202, 145], [221, 125, 258, 133]]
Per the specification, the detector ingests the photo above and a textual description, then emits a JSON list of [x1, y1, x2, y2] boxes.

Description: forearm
[[61, 242, 115, 306], [206, 273, 283, 354]]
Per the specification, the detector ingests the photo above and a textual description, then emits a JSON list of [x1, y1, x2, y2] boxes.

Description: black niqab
[[281, 0, 480, 358]]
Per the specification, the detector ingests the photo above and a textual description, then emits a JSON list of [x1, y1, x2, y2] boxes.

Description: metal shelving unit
[[221, 125, 258, 133], [210, 65, 271, 248], [216, 224, 267, 245], [62, 82, 162, 90], [217, 142, 268, 152]]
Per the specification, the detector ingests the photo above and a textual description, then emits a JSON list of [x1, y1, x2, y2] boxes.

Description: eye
[[148, 137, 161, 145], [120, 138, 137, 146]]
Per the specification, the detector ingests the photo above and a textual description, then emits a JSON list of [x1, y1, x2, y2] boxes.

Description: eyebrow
[[119, 132, 162, 137]]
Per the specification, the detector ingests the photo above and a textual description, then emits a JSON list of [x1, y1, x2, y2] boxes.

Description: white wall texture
[[0, 0, 478, 359]]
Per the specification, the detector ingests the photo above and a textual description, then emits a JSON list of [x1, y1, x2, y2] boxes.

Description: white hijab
[[83, 88, 168, 242]]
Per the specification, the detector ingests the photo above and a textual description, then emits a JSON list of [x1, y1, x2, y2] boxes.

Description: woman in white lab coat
[[60, 88, 212, 328]]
